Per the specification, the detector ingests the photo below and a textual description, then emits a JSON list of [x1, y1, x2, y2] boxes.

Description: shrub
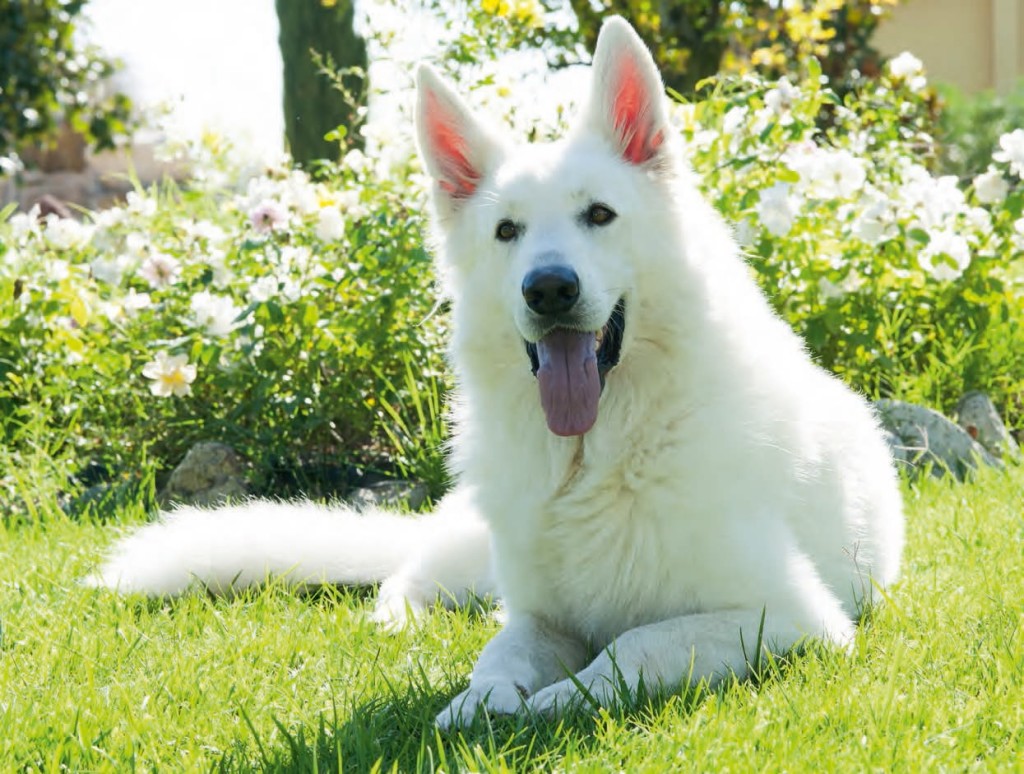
[[0, 0, 133, 156], [3, 19, 1023, 508], [682, 57, 1024, 424], [0, 144, 447, 495]]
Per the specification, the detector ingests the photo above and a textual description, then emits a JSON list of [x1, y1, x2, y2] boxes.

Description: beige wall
[[874, 0, 1024, 93]]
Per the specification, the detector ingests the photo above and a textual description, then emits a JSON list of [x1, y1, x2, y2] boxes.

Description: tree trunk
[[275, 0, 367, 164]]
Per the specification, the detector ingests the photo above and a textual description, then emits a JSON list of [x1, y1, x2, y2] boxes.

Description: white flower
[[286, 170, 321, 215], [248, 275, 279, 303], [732, 219, 757, 248], [669, 103, 699, 133], [126, 190, 158, 217], [818, 272, 863, 300], [100, 299, 125, 323], [189, 290, 240, 337], [43, 215, 94, 251], [335, 188, 369, 220], [342, 148, 369, 176], [122, 288, 152, 317], [279, 245, 322, 277], [785, 145, 866, 200], [91, 206, 127, 230], [281, 278, 304, 303], [819, 150, 867, 199], [993, 129, 1024, 178], [888, 52, 927, 90], [249, 199, 288, 233], [2, 246, 21, 273], [8, 205, 41, 242], [316, 206, 346, 242], [756, 182, 800, 237], [852, 216, 893, 245], [124, 231, 151, 257], [46, 258, 70, 281], [973, 168, 1009, 204], [201, 248, 233, 289], [181, 219, 228, 245], [764, 79, 800, 125], [918, 229, 971, 281], [965, 206, 993, 241], [139, 252, 182, 289], [722, 106, 748, 135], [142, 352, 197, 397], [898, 164, 967, 231], [888, 52, 923, 79], [91, 254, 134, 285], [0, 153, 24, 176]]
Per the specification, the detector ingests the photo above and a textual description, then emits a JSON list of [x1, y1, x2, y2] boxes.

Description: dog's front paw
[[435, 681, 526, 730], [524, 679, 583, 716], [526, 671, 619, 716]]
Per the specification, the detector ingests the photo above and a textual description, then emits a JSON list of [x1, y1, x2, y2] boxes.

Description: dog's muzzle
[[523, 299, 626, 437]]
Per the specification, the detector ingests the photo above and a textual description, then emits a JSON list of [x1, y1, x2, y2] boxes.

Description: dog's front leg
[[436, 615, 587, 729], [526, 608, 848, 715]]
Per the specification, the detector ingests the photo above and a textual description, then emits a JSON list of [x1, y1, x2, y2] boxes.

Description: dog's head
[[416, 17, 676, 437]]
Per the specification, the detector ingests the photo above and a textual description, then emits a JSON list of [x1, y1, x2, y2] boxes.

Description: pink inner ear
[[425, 92, 480, 198], [612, 55, 664, 165]]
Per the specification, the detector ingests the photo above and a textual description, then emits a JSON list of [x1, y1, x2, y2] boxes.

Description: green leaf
[[69, 296, 89, 327], [805, 56, 822, 84]]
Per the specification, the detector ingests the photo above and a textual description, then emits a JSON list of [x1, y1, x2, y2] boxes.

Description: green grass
[[1, 466, 1022, 772]]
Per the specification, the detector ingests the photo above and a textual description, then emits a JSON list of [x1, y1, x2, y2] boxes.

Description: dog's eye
[[495, 219, 519, 242], [585, 203, 617, 227]]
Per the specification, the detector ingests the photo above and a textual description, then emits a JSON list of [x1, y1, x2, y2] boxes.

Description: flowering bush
[[679, 57, 1024, 423], [0, 147, 447, 494], [3, 18, 1023, 505]]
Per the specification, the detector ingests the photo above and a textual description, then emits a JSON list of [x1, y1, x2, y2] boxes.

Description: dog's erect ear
[[580, 16, 669, 166], [416, 65, 501, 201]]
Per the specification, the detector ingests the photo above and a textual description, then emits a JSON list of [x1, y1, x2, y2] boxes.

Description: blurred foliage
[[935, 81, 1024, 181], [0, 0, 133, 157], [568, 0, 901, 95]]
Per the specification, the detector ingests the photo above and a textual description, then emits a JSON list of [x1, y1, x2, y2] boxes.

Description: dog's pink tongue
[[535, 329, 600, 436]]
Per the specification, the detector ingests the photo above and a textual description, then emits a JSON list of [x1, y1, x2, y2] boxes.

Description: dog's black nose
[[522, 266, 580, 315]]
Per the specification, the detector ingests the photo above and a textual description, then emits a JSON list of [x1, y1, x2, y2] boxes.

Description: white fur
[[90, 17, 904, 729]]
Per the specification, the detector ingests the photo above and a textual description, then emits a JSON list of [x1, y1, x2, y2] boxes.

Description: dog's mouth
[[524, 299, 625, 437]]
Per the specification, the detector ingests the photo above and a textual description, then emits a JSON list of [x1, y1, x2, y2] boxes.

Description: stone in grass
[[874, 399, 1000, 481], [955, 390, 1020, 461], [347, 479, 428, 511], [158, 441, 249, 507]]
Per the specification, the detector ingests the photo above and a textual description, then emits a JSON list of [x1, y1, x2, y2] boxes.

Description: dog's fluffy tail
[[85, 499, 438, 597]]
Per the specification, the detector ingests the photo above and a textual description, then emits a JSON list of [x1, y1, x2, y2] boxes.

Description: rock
[[954, 390, 1020, 460], [34, 193, 72, 219], [158, 442, 249, 507], [14, 169, 97, 211], [347, 479, 428, 511], [873, 399, 1000, 480]]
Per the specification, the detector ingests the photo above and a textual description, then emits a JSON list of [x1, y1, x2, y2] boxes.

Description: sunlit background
[[84, 0, 285, 160]]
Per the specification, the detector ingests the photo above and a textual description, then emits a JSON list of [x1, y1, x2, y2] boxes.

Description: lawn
[[1, 464, 1021, 772]]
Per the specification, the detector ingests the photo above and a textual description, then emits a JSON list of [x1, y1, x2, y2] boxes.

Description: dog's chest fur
[[467, 380, 744, 648]]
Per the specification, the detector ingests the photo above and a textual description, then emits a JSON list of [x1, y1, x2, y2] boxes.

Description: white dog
[[91, 17, 904, 729]]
